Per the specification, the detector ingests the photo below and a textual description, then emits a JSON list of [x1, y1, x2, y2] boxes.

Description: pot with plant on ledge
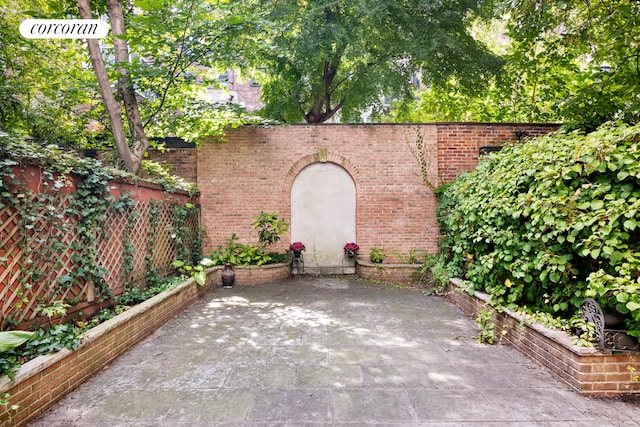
[[290, 241, 306, 259], [344, 242, 359, 259]]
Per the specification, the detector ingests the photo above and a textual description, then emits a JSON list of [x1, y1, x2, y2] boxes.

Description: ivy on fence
[[0, 135, 202, 330]]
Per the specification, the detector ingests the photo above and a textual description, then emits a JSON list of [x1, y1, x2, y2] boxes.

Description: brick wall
[[445, 279, 640, 396], [356, 259, 420, 286], [155, 123, 559, 256], [436, 123, 560, 183], [208, 262, 291, 287], [145, 146, 198, 183]]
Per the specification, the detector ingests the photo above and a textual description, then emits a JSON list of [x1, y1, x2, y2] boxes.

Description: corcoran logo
[[19, 19, 109, 39]]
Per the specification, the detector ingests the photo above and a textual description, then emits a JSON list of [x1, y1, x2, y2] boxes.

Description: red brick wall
[[197, 124, 441, 257], [158, 123, 559, 256], [145, 147, 198, 183], [436, 123, 560, 183]]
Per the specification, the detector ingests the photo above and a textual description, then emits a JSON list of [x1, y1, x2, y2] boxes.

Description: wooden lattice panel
[[149, 203, 178, 277], [96, 207, 126, 296], [0, 192, 90, 326], [129, 202, 151, 287], [1, 173, 199, 329]]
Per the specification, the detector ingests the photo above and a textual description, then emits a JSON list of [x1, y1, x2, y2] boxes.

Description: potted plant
[[344, 242, 359, 258], [289, 241, 306, 258]]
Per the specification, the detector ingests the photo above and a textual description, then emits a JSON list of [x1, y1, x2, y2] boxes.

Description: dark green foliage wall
[[438, 122, 640, 336]]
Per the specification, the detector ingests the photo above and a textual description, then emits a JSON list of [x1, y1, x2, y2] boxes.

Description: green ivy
[[0, 134, 204, 331], [0, 135, 115, 324], [438, 122, 640, 337], [172, 202, 205, 265]]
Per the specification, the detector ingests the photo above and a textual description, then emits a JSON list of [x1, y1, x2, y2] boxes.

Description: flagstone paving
[[31, 276, 640, 426]]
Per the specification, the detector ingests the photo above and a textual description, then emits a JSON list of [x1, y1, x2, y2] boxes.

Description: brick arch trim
[[281, 151, 362, 214]]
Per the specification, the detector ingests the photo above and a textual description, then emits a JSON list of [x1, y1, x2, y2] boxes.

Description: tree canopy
[[2, 0, 639, 169], [0, 1, 97, 146], [244, 0, 503, 123], [1, 0, 261, 172], [388, 0, 640, 130]]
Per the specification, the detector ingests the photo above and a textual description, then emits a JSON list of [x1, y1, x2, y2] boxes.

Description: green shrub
[[208, 234, 272, 266], [209, 212, 290, 266], [369, 248, 385, 263], [438, 122, 640, 337]]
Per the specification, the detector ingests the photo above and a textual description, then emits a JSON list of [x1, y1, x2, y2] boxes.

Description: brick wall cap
[[357, 259, 421, 268], [207, 262, 290, 271], [217, 122, 561, 128], [109, 175, 196, 197]]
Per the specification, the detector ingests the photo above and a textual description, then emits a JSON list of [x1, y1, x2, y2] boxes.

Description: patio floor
[[31, 275, 640, 426]]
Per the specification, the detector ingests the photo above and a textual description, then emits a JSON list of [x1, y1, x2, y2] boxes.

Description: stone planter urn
[[221, 264, 235, 288]]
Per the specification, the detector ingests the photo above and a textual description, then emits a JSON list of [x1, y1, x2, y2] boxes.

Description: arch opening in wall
[[290, 162, 356, 274]]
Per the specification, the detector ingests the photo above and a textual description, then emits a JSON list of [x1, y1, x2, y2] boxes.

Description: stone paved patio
[[32, 276, 640, 426]]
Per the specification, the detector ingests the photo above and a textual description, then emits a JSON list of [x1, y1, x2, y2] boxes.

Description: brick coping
[[446, 278, 640, 396]]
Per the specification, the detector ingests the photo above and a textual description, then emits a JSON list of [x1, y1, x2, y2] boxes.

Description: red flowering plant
[[343, 242, 359, 255], [289, 242, 306, 252]]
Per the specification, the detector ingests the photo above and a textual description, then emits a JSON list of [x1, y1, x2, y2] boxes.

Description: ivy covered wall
[[0, 139, 201, 330]]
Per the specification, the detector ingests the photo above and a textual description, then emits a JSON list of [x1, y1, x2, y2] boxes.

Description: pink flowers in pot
[[289, 242, 306, 252], [344, 242, 359, 256]]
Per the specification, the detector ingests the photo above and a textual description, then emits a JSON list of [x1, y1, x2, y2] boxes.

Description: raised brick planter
[[356, 259, 420, 286], [445, 278, 640, 396], [0, 271, 217, 427], [208, 262, 291, 286]]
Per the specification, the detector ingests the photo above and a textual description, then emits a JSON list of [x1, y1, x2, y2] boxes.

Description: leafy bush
[[438, 122, 640, 337], [208, 234, 272, 266], [390, 248, 428, 264], [252, 211, 289, 248], [209, 212, 290, 266], [21, 324, 81, 360], [369, 248, 385, 263]]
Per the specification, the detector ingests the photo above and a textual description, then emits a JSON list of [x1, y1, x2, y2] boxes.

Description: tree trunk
[[107, 0, 149, 171], [78, 0, 148, 174]]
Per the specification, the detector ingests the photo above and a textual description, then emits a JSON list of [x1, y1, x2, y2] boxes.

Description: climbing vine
[[172, 202, 205, 265], [113, 192, 139, 290], [0, 134, 203, 330], [0, 136, 116, 326]]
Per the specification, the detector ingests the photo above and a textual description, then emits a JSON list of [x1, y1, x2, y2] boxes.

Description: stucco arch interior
[[290, 162, 356, 274]]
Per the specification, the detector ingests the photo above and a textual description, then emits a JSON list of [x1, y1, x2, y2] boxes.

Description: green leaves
[[0, 331, 34, 353], [438, 122, 640, 337], [248, 0, 502, 122]]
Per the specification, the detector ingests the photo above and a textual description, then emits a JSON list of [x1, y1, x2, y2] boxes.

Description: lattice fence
[[0, 168, 200, 329]]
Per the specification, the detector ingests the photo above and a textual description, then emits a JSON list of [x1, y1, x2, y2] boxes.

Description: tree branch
[[107, 0, 148, 166]]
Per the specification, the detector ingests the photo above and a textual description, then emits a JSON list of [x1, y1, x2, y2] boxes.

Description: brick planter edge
[[445, 278, 640, 396], [0, 270, 217, 426]]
